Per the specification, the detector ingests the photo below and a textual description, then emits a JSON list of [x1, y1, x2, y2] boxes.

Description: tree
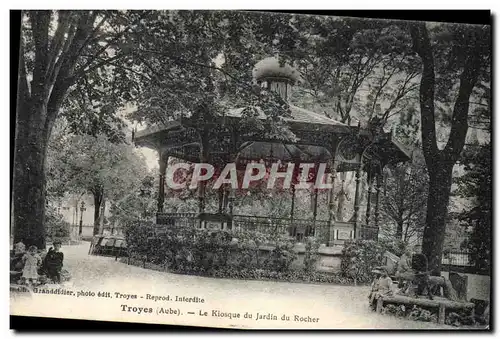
[[13, 10, 146, 248], [108, 173, 158, 227], [293, 18, 420, 125], [409, 22, 490, 273], [291, 19, 421, 220], [379, 161, 427, 243], [456, 143, 491, 273], [128, 11, 316, 214], [49, 133, 149, 235]]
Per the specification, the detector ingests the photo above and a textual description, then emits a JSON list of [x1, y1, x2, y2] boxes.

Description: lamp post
[[79, 201, 86, 236]]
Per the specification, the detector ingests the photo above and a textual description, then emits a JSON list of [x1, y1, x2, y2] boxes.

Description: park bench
[[89, 235, 127, 258], [381, 251, 468, 299], [374, 293, 475, 324], [374, 251, 474, 324]]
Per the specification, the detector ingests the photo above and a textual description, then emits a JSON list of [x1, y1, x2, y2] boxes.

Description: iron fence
[[442, 251, 473, 267], [441, 250, 490, 275], [155, 212, 377, 243]]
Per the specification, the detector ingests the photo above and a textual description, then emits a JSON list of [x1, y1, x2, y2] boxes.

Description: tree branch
[[17, 38, 31, 105], [381, 72, 419, 122], [72, 11, 147, 81], [46, 11, 72, 82], [443, 31, 483, 161], [409, 22, 439, 164], [46, 12, 96, 131], [28, 10, 51, 100]]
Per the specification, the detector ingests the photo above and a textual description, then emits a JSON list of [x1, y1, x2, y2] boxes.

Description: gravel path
[[12, 242, 455, 330]]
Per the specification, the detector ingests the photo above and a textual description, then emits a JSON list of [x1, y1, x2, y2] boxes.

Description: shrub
[[446, 311, 476, 327], [124, 221, 298, 276], [340, 239, 407, 284], [46, 209, 71, 243], [382, 304, 407, 317], [303, 236, 320, 273], [407, 306, 437, 323], [383, 304, 479, 327]]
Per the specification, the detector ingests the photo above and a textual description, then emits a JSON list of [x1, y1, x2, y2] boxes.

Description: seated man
[[42, 240, 64, 283], [394, 248, 414, 290], [395, 248, 413, 278]]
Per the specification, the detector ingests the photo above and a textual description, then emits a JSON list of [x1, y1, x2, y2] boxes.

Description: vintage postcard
[[10, 10, 491, 330]]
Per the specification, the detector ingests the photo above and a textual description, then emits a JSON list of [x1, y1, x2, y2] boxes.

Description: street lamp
[[79, 201, 86, 236]]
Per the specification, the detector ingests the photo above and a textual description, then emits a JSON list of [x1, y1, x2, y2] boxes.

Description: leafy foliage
[[45, 206, 71, 243], [293, 18, 419, 125], [128, 11, 306, 143], [383, 304, 478, 327], [303, 236, 320, 273], [123, 222, 356, 284], [406, 306, 437, 323], [379, 160, 428, 243], [456, 143, 491, 272], [124, 221, 298, 275], [409, 21, 490, 272], [47, 132, 151, 231], [340, 239, 406, 283]]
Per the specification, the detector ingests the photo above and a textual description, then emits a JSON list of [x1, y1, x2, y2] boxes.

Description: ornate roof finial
[[252, 57, 299, 101]]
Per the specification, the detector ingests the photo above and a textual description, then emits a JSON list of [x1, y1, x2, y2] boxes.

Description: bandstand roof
[[134, 105, 412, 172], [134, 57, 412, 171], [226, 105, 348, 128]]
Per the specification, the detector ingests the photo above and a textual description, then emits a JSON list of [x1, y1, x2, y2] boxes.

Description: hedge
[[123, 221, 355, 285], [125, 221, 298, 275]]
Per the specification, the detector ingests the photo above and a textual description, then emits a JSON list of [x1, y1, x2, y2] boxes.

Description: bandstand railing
[[155, 212, 378, 243]]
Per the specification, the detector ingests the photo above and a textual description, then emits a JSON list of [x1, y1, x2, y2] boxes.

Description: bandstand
[[133, 57, 411, 246]]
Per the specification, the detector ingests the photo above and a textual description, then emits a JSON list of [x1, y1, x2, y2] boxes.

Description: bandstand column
[[290, 160, 300, 235], [157, 156, 167, 213], [365, 169, 374, 226], [312, 189, 318, 220], [218, 186, 224, 213], [312, 188, 318, 236], [327, 161, 337, 246], [290, 183, 296, 222], [374, 172, 382, 231], [227, 152, 240, 230], [198, 183, 206, 214], [352, 163, 363, 239]]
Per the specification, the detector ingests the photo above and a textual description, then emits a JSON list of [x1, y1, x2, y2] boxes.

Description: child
[[369, 267, 394, 310], [43, 240, 64, 283], [22, 245, 42, 286], [14, 239, 26, 255]]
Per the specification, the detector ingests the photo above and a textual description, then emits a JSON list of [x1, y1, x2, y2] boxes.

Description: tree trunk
[[100, 196, 106, 234], [410, 22, 484, 275], [12, 66, 56, 251], [12, 111, 49, 249], [403, 221, 410, 243], [13, 11, 101, 249], [396, 220, 404, 240], [93, 190, 103, 235], [421, 163, 453, 275]]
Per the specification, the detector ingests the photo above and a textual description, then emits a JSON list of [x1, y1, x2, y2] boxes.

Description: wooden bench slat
[[381, 294, 474, 309]]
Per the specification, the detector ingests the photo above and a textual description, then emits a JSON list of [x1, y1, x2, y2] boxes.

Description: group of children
[[368, 249, 434, 309], [12, 239, 64, 286]]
